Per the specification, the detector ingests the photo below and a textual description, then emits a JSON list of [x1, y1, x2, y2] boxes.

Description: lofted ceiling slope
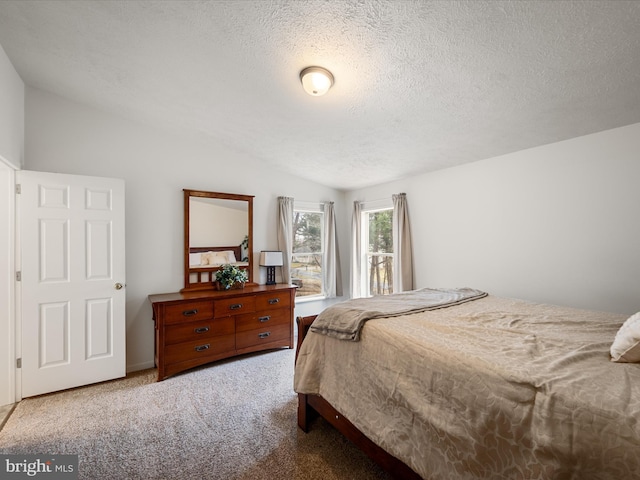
[[1, 0, 640, 190]]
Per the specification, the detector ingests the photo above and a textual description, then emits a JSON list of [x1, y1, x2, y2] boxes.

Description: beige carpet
[[0, 348, 391, 480]]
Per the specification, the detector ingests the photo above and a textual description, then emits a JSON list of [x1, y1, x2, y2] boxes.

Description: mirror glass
[[183, 189, 254, 291]]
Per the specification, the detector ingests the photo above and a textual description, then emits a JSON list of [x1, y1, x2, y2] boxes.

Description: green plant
[[215, 264, 248, 290], [241, 235, 249, 262]]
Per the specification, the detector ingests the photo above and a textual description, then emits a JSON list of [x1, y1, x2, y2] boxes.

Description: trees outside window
[[292, 210, 323, 298], [364, 209, 393, 296]]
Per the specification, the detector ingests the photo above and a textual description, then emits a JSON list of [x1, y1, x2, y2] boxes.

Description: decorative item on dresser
[[259, 250, 284, 285], [214, 263, 248, 290], [149, 284, 296, 381]]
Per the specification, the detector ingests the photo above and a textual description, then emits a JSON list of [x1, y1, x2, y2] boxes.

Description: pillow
[[208, 252, 229, 265], [610, 312, 640, 363], [220, 250, 237, 263], [199, 252, 212, 265], [200, 252, 219, 265], [189, 253, 202, 266]]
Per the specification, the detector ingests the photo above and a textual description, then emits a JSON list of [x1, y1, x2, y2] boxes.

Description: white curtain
[[392, 193, 414, 292], [277, 196, 294, 285], [351, 201, 362, 298], [322, 202, 343, 298]]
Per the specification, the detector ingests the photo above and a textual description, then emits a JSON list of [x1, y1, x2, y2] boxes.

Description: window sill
[[295, 294, 326, 303]]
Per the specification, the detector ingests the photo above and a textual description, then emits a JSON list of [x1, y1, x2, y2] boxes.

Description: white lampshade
[[300, 66, 334, 96], [259, 251, 284, 267]]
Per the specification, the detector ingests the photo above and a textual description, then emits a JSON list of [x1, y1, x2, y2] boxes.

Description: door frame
[[0, 157, 16, 406]]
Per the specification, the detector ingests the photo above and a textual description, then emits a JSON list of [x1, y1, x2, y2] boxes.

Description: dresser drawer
[[165, 335, 235, 365], [214, 296, 256, 318], [236, 323, 290, 350], [164, 301, 214, 325], [235, 308, 290, 333], [255, 292, 291, 310], [165, 318, 235, 345]]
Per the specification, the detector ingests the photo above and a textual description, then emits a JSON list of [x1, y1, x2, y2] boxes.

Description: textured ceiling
[[1, 1, 640, 190]]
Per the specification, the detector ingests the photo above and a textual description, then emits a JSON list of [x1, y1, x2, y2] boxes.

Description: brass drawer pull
[[268, 298, 280, 305], [195, 344, 210, 352], [194, 326, 210, 334], [183, 309, 198, 316], [258, 316, 271, 323], [229, 303, 243, 310], [258, 332, 271, 339]]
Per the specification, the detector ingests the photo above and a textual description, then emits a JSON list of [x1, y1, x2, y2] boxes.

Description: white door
[[18, 171, 126, 398]]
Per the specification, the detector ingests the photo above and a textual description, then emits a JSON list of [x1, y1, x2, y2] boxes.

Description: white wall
[[189, 200, 246, 248], [346, 123, 640, 316], [0, 43, 23, 406], [0, 43, 24, 169], [25, 87, 347, 372]]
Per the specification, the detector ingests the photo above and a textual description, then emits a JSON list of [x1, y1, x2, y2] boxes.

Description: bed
[[187, 245, 248, 286], [293, 288, 640, 479]]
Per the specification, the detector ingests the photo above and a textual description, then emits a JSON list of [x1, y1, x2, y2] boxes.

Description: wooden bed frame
[[296, 315, 422, 480], [188, 245, 243, 285]]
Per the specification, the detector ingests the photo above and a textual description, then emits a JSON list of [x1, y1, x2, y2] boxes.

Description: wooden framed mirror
[[183, 189, 254, 291]]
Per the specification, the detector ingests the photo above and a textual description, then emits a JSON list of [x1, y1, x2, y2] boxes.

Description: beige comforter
[[294, 295, 640, 479]]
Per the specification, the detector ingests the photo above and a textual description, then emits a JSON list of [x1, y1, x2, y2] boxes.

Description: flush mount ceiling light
[[300, 66, 334, 96]]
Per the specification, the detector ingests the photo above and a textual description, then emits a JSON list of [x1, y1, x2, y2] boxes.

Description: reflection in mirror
[[183, 190, 254, 291], [189, 197, 248, 259]]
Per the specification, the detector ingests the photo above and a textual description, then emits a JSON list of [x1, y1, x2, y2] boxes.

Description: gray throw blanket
[[310, 287, 488, 341]]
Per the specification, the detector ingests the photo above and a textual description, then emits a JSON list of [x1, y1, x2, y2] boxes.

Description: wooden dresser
[[149, 284, 296, 381]]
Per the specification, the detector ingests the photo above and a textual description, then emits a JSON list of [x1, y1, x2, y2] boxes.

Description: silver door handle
[[115, 283, 124, 290]]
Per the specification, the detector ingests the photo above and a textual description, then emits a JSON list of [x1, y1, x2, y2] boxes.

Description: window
[[292, 207, 323, 298], [362, 208, 393, 297]]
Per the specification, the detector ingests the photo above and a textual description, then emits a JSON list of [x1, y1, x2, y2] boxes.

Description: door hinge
[[16, 271, 21, 281], [15, 184, 21, 194], [16, 358, 21, 369]]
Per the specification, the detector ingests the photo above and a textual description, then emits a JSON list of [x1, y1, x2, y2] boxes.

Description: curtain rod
[[355, 192, 405, 204]]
